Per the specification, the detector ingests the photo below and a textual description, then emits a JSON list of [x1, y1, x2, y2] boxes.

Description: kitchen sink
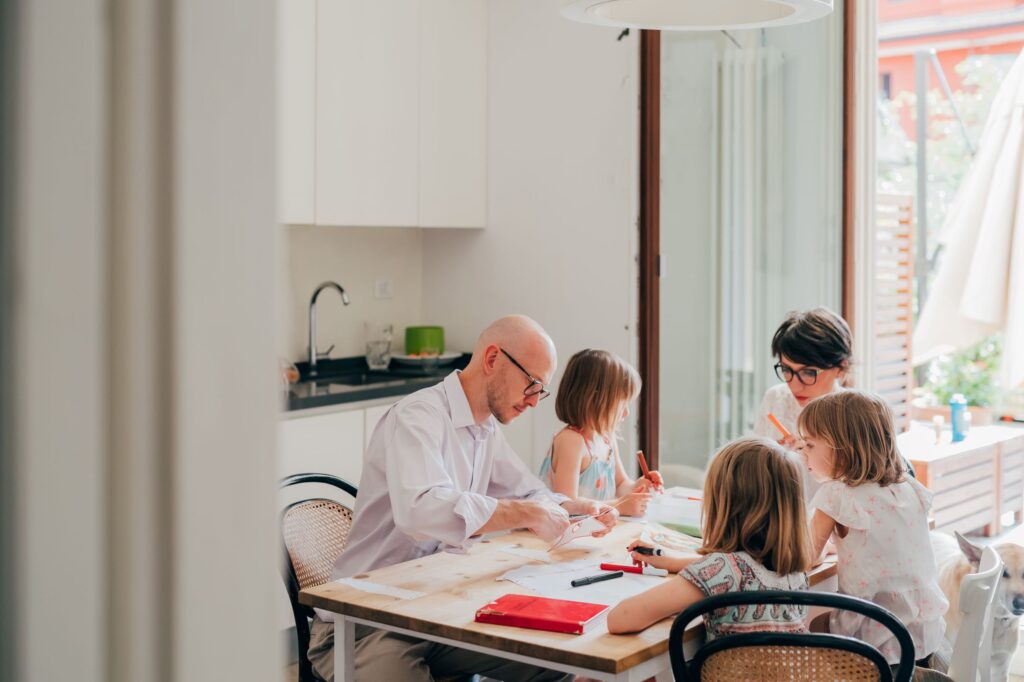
[[327, 371, 397, 386]]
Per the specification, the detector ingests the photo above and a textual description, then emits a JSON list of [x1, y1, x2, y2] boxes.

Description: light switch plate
[[374, 279, 394, 299]]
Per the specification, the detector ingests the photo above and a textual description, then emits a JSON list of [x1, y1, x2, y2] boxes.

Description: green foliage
[[924, 335, 1001, 407], [878, 55, 1016, 403]]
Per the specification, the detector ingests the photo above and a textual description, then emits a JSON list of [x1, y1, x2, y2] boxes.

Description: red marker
[[600, 562, 668, 577], [635, 450, 663, 491]]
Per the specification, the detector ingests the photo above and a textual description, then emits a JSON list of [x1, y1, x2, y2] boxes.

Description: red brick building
[[879, 0, 1024, 137]]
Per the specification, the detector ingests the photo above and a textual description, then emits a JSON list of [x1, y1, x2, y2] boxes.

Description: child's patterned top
[[680, 551, 808, 639]]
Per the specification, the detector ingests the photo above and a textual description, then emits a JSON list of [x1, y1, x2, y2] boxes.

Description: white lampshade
[[561, 0, 833, 31]]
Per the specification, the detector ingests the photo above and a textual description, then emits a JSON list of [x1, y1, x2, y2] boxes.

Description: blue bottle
[[950, 393, 968, 443]]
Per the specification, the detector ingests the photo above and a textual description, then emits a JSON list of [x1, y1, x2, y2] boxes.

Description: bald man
[[307, 315, 617, 682]]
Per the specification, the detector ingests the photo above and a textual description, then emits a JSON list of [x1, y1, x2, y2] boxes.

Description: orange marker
[[767, 413, 792, 439]]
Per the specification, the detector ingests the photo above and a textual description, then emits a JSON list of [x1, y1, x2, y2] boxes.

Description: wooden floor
[[285, 662, 297, 681]]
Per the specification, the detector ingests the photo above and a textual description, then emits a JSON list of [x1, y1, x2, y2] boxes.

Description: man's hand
[[521, 500, 571, 542], [561, 499, 619, 537]]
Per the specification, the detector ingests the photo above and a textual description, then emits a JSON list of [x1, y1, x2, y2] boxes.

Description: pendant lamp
[[561, 0, 833, 31]]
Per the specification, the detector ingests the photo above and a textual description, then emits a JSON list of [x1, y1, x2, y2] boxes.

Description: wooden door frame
[[638, 29, 661, 469], [841, 0, 857, 328]]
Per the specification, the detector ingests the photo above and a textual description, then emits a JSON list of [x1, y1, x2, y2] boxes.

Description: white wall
[[286, 226, 425, 361], [422, 0, 640, 472]]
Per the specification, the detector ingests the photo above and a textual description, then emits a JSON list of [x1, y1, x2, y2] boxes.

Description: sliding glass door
[[652, 14, 845, 479]]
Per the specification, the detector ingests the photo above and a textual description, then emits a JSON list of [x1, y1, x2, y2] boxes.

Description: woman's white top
[[752, 382, 822, 500], [811, 477, 948, 663]]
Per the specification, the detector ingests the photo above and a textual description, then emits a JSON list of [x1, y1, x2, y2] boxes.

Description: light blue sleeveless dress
[[538, 426, 617, 501]]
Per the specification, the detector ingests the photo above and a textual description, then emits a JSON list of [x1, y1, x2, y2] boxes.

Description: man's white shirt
[[319, 371, 565, 619]]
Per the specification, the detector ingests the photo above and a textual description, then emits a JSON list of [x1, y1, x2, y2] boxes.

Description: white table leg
[[334, 615, 355, 682]]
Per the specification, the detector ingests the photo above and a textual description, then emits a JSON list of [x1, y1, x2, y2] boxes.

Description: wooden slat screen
[[875, 194, 915, 431]]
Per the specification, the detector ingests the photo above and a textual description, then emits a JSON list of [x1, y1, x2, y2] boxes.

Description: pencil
[[767, 413, 792, 439]]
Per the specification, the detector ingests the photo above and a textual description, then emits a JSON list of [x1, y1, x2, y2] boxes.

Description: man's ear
[[481, 345, 501, 374], [955, 531, 984, 565]]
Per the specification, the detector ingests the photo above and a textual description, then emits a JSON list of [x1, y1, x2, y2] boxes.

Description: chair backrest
[[669, 590, 917, 682], [948, 545, 1002, 682], [279, 473, 357, 682]]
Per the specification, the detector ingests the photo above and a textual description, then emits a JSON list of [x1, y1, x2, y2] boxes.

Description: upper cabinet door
[[278, 0, 316, 225], [316, 0, 419, 227], [418, 0, 487, 228]]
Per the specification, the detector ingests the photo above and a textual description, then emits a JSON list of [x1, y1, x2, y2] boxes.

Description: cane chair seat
[[699, 644, 884, 681]]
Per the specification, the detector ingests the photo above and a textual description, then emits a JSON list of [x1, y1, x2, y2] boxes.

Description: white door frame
[[9, 1, 281, 680]]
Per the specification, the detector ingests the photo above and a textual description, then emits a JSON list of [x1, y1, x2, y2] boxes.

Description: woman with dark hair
[[754, 307, 913, 500], [754, 307, 852, 498]]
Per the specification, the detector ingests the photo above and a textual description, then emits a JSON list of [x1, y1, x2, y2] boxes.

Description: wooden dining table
[[301, 519, 838, 682]]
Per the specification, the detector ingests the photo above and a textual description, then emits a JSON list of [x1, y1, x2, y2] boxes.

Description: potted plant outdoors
[[912, 336, 1001, 426]]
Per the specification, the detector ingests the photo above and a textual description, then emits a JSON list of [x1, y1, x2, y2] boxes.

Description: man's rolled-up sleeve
[[386, 402, 498, 544]]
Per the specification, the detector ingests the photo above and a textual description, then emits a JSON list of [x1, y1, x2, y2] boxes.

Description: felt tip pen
[[633, 546, 664, 557], [767, 413, 792, 439], [571, 571, 623, 587], [598, 561, 671, 573]]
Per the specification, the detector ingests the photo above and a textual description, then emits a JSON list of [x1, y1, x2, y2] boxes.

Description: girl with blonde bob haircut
[[608, 437, 813, 636], [539, 349, 663, 516], [798, 390, 947, 666]]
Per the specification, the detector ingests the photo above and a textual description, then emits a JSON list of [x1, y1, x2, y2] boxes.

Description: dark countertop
[[286, 353, 471, 412]]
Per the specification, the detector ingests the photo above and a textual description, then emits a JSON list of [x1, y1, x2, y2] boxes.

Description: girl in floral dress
[[799, 389, 947, 666], [539, 349, 661, 516]]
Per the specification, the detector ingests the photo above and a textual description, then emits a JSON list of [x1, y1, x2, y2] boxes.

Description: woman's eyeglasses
[[774, 362, 827, 386], [500, 348, 550, 400]]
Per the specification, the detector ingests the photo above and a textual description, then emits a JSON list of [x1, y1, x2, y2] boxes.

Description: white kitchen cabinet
[[277, 0, 316, 224], [278, 0, 487, 228], [279, 408, 365, 489], [315, 0, 419, 227], [418, 0, 487, 228]]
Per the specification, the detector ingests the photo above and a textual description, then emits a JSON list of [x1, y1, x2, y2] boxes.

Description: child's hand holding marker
[[767, 412, 803, 451], [625, 539, 695, 573], [635, 450, 664, 493]]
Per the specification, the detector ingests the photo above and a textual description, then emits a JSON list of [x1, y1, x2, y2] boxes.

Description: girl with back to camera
[[607, 437, 813, 635]]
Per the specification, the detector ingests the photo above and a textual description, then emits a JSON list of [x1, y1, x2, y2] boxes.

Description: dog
[[933, 531, 1024, 682]]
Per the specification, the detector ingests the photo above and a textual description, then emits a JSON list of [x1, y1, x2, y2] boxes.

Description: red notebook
[[474, 594, 609, 635]]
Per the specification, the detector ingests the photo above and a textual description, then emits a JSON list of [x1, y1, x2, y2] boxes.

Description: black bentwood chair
[[280, 473, 358, 682], [668, 590, 917, 682]]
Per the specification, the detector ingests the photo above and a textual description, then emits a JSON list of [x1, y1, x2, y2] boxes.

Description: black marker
[[633, 546, 663, 557], [571, 571, 624, 587]]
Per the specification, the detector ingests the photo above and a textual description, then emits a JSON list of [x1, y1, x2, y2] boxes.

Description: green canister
[[404, 326, 445, 355]]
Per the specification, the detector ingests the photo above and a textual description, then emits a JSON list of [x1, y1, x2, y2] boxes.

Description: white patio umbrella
[[913, 49, 1024, 390]]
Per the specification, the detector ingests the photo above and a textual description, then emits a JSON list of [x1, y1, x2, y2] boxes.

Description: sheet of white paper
[[548, 516, 606, 550], [642, 523, 703, 553], [498, 558, 665, 606], [334, 577, 426, 601], [499, 545, 553, 563]]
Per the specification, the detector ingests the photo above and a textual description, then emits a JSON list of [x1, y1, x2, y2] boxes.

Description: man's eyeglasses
[[774, 362, 827, 386], [500, 348, 550, 400]]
